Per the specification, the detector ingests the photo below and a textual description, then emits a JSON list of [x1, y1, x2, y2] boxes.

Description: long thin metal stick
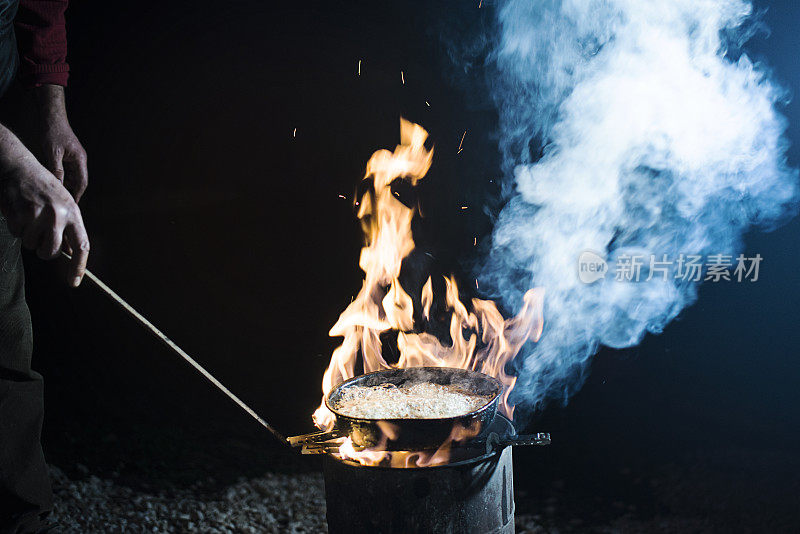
[[72, 260, 288, 446]]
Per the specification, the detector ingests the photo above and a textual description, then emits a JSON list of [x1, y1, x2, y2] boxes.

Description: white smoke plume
[[480, 0, 798, 409]]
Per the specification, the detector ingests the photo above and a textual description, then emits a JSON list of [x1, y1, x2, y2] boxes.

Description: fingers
[[19, 204, 67, 260], [63, 147, 88, 202], [21, 204, 48, 250], [42, 146, 65, 183], [63, 211, 89, 287], [21, 220, 43, 250], [36, 226, 62, 260]]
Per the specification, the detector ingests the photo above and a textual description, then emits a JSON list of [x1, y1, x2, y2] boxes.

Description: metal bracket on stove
[[287, 429, 346, 447]]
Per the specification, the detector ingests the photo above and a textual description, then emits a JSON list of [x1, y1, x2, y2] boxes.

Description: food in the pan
[[334, 382, 493, 419]]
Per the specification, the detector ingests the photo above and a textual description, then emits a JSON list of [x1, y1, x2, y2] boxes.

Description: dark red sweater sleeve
[[14, 0, 69, 87]]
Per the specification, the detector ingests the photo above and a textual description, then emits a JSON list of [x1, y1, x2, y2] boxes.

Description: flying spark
[[401, 71, 405, 84], [338, 194, 347, 199], [358, 59, 361, 76], [457, 130, 467, 153], [293, 128, 297, 138]]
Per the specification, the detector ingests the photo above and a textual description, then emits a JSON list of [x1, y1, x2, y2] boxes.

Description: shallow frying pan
[[290, 367, 503, 450]]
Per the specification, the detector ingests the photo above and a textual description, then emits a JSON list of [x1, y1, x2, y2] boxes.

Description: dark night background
[[10, 0, 800, 531]]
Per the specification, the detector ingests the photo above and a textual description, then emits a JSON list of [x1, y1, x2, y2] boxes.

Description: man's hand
[[0, 147, 89, 287], [34, 85, 88, 202]]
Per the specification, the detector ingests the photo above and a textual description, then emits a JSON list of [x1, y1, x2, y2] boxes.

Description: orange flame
[[312, 119, 544, 459], [339, 420, 484, 468]]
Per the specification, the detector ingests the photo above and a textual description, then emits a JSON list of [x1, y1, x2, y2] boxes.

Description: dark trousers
[[0, 216, 52, 533]]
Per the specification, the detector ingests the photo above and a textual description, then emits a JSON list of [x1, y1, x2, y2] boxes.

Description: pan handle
[[287, 429, 347, 447], [501, 432, 551, 447], [484, 431, 551, 452]]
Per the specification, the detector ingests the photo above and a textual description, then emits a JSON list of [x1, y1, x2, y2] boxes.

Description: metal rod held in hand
[[63, 253, 288, 446]]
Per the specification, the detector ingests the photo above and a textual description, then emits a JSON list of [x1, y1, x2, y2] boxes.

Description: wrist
[[33, 84, 68, 122]]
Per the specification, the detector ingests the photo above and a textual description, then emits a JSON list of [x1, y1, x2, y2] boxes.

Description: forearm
[[32, 84, 68, 123], [0, 124, 38, 177]]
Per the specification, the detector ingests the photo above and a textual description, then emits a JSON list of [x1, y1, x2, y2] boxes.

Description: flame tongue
[[338, 420, 484, 468], [313, 119, 544, 462]]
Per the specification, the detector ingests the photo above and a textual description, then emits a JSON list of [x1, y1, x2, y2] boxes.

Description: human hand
[[0, 152, 89, 286], [35, 84, 88, 202]]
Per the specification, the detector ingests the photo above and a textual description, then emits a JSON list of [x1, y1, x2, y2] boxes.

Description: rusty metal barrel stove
[[323, 416, 517, 534]]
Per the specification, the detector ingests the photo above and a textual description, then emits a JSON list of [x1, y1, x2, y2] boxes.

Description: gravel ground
[[47, 464, 724, 534], [51, 445, 800, 533], [51, 466, 327, 533], [51, 464, 558, 533]]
